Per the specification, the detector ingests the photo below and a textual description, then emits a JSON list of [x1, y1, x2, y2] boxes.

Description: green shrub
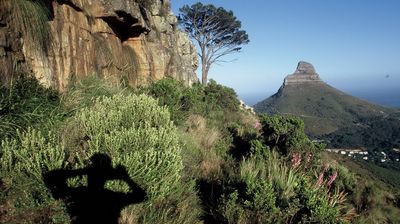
[[0, 128, 69, 223], [0, 92, 202, 223], [65, 93, 201, 223], [144, 78, 242, 128], [146, 78, 186, 122], [62, 75, 125, 110], [204, 79, 240, 113], [181, 82, 205, 112], [0, 75, 62, 141], [214, 147, 353, 223], [259, 114, 323, 155]]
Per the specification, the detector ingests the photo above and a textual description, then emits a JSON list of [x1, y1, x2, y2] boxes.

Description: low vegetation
[[1, 74, 399, 223]]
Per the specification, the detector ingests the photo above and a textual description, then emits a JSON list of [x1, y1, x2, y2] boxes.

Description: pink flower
[[253, 121, 261, 130], [306, 153, 313, 164], [291, 152, 301, 168], [315, 172, 324, 188], [327, 172, 338, 187]]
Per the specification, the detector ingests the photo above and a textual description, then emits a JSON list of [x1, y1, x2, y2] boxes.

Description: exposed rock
[[284, 61, 322, 85], [0, 0, 198, 90], [254, 61, 396, 136], [294, 61, 317, 74]]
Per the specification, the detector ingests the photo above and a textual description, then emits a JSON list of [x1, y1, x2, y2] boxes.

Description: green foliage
[[0, 74, 62, 141], [62, 75, 125, 110], [4, 0, 52, 53], [64, 93, 201, 222], [298, 179, 347, 224], [144, 78, 241, 127], [259, 114, 323, 155], [0, 128, 66, 180], [216, 147, 352, 224], [3, 74, 396, 223], [326, 116, 400, 150], [204, 80, 240, 113], [69, 94, 182, 197], [0, 128, 69, 223], [146, 78, 186, 122], [0, 82, 202, 223]]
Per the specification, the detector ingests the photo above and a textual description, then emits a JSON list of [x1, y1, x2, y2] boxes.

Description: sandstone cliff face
[[0, 0, 198, 90], [284, 61, 323, 85]]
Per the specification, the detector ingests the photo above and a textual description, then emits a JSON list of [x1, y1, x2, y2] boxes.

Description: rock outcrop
[[0, 0, 198, 91], [284, 61, 323, 85], [254, 61, 394, 135]]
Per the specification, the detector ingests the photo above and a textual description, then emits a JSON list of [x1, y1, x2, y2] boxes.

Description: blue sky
[[171, 0, 400, 105]]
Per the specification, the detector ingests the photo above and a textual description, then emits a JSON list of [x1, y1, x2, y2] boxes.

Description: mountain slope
[[254, 61, 396, 135]]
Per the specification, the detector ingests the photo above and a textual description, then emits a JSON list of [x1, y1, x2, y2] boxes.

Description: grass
[[2, 0, 52, 54], [1, 75, 398, 223], [322, 152, 400, 223], [0, 74, 64, 141]]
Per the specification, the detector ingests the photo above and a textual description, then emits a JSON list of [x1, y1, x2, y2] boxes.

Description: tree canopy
[[179, 2, 249, 85]]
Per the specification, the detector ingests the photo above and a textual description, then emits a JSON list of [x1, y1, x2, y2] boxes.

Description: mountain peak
[[294, 61, 317, 74], [284, 61, 322, 85]]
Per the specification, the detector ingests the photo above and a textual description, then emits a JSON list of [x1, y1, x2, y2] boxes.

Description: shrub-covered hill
[[253, 62, 397, 136], [1, 75, 399, 223], [253, 82, 395, 136]]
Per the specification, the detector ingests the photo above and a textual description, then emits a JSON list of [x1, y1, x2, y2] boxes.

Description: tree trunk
[[200, 45, 209, 86], [201, 61, 208, 86]]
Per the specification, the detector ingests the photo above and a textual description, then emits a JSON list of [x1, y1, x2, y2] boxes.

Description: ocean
[[241, 88, 400, 109]]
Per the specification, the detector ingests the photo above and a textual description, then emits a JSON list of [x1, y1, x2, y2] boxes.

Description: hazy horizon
[[242, 86, 400, 108]]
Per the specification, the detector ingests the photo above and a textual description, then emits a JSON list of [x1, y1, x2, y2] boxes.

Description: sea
[[241, 88, 400, 109]]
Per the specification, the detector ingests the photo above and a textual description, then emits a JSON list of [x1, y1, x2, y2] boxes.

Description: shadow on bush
[[43, 153, 146, 224]]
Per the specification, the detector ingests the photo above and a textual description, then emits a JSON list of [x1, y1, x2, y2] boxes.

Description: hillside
[[254, 61, 397, 136], [2, 76, 400, 223]]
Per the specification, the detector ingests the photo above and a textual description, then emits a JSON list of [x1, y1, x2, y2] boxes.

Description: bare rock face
[[284, 61, 322, 85], [294, 61, 317, 74], [0, 0, 198, 90]]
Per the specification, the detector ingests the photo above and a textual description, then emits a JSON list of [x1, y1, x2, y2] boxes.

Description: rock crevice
[[0, 0, 198, 90]]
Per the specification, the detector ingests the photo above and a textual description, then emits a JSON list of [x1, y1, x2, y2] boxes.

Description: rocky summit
[[284, 61, 323, 85], [254, 61, 394, 135], [0, 0, 198, 91]]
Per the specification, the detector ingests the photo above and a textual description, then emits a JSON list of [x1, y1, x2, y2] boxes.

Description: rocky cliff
[[283, 61, 323, 85], [0, 0, 198, 91]]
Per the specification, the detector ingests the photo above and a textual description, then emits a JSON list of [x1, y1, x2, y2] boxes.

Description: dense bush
[[0, 129, 70, 223], [146, 78, 186, 122], [64, 93, 201, 223], [144, 78, 241, 126], [203, 79, 240, 113], [70, 94, 183, 197], [259, 114, 324, 155], [218, 148, 354, 224], [0, 89, 202, 223], [2, 75, 397, 223], [0, 75, 62, 141]]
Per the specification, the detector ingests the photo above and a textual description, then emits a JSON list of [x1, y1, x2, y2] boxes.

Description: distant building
[[239, 100, 255, 114]]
